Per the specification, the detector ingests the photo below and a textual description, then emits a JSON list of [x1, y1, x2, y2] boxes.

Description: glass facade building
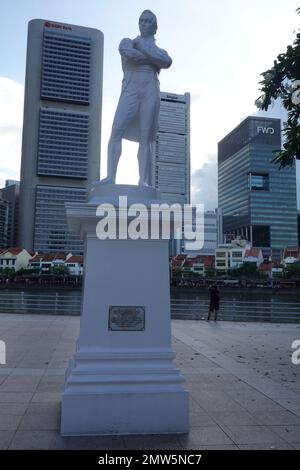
[[41, 30, 91, 104], [151, 92, 190, 255], [0, 181, 19, 248], [19, 20, 103, 254], [34, 185, 86, 253], [37, 108, 89, 178], [0, 199, 8, 249], [218, 116, 298, 254]]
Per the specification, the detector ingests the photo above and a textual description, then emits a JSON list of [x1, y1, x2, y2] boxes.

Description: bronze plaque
[[108, 306, 145, 331]]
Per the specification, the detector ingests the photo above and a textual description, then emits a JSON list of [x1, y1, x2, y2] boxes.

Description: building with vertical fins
[[218, 116, 298, 258], [0, 180, 20, 248], [151, 91, 190, 205], [0, 199, 8, 249], [19, 19, 103, 254]]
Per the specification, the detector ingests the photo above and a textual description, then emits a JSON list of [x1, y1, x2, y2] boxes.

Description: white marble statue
[[101, 10, 172, 186]]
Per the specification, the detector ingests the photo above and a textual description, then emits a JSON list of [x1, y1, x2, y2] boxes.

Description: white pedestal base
[[61, 184, 189, 436], [62, 392, 188, 436], [61, 351, 188, 436]]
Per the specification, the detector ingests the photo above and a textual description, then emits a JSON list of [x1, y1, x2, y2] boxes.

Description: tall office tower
[[178, 208, 223, 255], [0, 199, 8, 249], [0, 181, 20, 247], [189, 209, 223, 255], [218, 116, 298, 257], [19, 19, 103, 254], [151, 92, 190, 205]]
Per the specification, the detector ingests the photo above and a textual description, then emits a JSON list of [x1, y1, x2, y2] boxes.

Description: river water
[[0, 287, 299, 322]]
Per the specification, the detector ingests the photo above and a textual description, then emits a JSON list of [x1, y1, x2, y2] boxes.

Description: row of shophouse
[[2, 240, 300, 280], [171, 238, 300, 278], [0, 247, 84, 276]]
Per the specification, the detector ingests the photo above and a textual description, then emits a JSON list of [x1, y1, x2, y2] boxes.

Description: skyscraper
[[19, 19, 103, 254], [218, 116, 298, 256], [177, 208, 223, 255], [151, 91, 190, 205], [0, 199, 8, 249], [0, 181, 20, 248]]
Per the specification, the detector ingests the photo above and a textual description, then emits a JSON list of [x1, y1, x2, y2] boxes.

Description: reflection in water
[[0, 288, 299, 322], [171, 288, 300, 323]]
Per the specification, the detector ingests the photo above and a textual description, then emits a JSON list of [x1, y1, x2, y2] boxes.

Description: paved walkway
[[0, 314, 299, 450]]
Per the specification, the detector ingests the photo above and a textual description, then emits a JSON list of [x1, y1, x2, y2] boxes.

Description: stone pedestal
[[60, 184, 189, 436]]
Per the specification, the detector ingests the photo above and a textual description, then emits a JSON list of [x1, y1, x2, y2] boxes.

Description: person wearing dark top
[[207, 284, 220, 321]]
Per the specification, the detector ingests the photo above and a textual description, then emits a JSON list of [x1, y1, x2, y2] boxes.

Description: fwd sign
[[257, 126, 275, 135]]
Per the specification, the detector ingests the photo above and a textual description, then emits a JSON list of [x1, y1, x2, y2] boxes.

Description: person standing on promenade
[[207, 283, 220, 321]]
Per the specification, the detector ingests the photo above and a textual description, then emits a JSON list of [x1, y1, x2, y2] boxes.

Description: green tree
[[205, 267, 216, 277], [286, 262, 300, 278], [172, 267, 183, 278], [235, 262, 259, 278], [16, 268, 27, 276], [26, 268, 40, 275], [0, 267, 16, 279], [51, 265, 70, 276], [256, 7, 300, 167]]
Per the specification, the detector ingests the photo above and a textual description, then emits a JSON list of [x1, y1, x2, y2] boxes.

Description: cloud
[[100, 100, 140, 184], [0, 77, 24, 187], [191, 155, 218, 211]]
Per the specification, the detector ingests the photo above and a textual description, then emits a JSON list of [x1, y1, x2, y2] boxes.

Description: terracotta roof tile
[[66, 256, 84, 263], [245, 248, 261, 258]]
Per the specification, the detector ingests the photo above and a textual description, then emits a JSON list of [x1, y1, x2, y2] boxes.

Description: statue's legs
[[101, 130, 123, 184], [138, 131, 152, 186], [101, 90, 139, 184], [138, 88, 159, 186]]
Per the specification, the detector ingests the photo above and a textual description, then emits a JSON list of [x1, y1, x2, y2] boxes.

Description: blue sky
[[0, 0, 299, 208]]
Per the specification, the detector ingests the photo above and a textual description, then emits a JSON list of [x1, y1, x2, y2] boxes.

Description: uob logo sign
[[257, 126, 275, 135]]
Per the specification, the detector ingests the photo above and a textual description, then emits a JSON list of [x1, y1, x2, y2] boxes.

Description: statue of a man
[[101, 10, 172, 186]]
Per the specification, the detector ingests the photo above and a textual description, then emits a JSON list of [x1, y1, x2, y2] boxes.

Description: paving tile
[[36, 381, 64, 392], [0, 403, 28, 415], [9, 430, 67, 450], [223, 425, 286, 445], [0, 431, 15, 450], [1, 314, 300, 450], [38, 375, 64, 384], [11, 368, 46, 376], [238, 443, 294, 450], [178, 427, 234, 448], [67, 435, 126, 450], [199, 445, 239, 450], [0, 375, 9, 385], [210, 411, 261, 427], [194, 397, 247, 413], [269, 425, 300, 443], [0, 376, 42, 392], [190, 411, 217, 427], [0, 413, 23, 430], [25, 402, 60, 414], [255, 411, 300, 426], [291, 443, 300, 450], [124, 434, 182, 450], [19, 407, 60, 431], [0, 392, 33, 403], [31, 392, 62, 403]]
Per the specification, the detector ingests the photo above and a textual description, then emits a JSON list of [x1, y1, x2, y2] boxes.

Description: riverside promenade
[[0, 313, 299, 450]]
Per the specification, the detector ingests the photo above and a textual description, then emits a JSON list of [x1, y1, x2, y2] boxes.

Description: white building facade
[[151, 92, 190, 205]]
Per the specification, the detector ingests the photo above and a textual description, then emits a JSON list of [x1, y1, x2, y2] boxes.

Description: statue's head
[[139, 10, 157, 36]]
